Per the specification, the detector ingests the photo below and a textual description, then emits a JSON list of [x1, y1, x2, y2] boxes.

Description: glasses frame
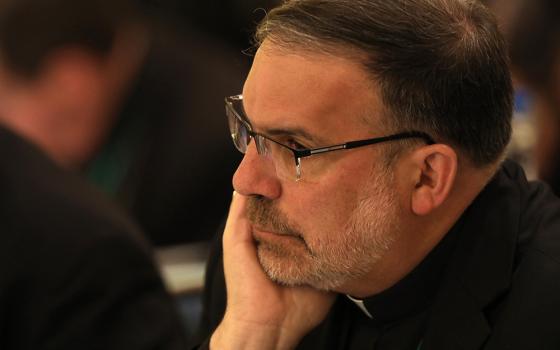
[[226, 94, 436, 180]]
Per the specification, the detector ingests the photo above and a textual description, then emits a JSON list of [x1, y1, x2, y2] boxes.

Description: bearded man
[[196, 0, 560, 349]]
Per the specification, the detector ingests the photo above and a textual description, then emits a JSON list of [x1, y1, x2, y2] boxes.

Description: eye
[[285, 138, 307, 150]]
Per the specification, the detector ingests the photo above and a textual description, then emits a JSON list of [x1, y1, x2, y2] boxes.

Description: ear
[[409, 144, 457, 216]]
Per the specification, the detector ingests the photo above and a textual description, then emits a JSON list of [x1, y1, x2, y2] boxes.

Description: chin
[[256, 244, 352, 291], [257, 244, 312, 286]]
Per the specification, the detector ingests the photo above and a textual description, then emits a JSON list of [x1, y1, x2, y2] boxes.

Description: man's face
[[232, 42, 405, 293], [0, 56, 115, 169]]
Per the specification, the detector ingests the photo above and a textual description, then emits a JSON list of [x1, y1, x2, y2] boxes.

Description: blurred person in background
[[483, 0, 560, 194], [0, 0, 243, 246], [0, 126, 189, 349], [504, 0, 560, 195], [0, 2, 189, 347]]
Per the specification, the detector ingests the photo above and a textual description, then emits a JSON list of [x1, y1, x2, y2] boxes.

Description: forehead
[[242, 42, 386, 142]]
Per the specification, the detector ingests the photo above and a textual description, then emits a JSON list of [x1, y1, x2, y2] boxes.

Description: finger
[[223, 191, 251, 245], [222, 193, 263, 286]]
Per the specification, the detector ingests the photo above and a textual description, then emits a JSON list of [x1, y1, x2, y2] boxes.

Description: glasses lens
[[226, 102, 250, 153], [265, 140, 301, 180], [225, 96, 306, 181]]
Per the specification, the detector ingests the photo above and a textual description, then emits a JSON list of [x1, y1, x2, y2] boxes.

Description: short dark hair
[[0, 0, 140, 79], [255, 0, 513, 166]]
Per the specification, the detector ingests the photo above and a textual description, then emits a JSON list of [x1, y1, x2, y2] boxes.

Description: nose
[[232, 142, 282, 199]]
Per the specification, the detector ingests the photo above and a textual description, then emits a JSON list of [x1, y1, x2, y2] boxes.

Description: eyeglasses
[[226, 94, 435, 181]]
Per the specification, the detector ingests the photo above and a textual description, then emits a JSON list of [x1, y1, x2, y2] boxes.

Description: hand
[[210, 192, 335, 350]]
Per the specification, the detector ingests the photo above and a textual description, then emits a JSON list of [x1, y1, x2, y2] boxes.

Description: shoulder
[[484, 161, 560, 347], [0, 126, 153, 289], [0, 129, 187, 349], [0, 127, 146, 243]]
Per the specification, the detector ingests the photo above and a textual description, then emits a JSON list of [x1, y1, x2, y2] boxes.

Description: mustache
[[246, 196, 302, 238]]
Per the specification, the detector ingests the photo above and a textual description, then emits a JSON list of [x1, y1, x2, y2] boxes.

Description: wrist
[[210, 317, 301, 350]]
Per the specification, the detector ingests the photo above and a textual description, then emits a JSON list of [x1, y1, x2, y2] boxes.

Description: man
[[0, 2, 190, 348], [0, 0, 242, 245], [197, 0, 560, 349]]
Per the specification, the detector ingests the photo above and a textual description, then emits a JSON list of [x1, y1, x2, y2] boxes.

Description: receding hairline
[[255, 38, 500, 173], [252, 0, 513, 172], [256, 38, 393, 134]]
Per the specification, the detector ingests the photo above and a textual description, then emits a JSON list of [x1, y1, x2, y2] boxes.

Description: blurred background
[[483, 0, 560, 195], [0, 0, 281, 345], [0, 0, 557, 345]]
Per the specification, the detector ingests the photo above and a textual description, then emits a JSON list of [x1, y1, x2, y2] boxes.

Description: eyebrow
[[262, 126, 327, 146], [239, 100, 327, 146]]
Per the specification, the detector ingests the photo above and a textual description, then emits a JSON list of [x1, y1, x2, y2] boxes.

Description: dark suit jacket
[[0, 127, 188, 349], [197, 160, 560, 349]]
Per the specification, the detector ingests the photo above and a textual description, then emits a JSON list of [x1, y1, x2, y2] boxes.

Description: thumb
[[223, 191, 251, 247]]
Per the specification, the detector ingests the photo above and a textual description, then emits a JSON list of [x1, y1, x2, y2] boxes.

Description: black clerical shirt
[[296, 218, 461, 350], [195, 210, 462, 350], [197, 161, 560, 350]]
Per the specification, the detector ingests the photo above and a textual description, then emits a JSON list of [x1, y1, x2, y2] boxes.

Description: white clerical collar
[[346, 294, 373, 319]]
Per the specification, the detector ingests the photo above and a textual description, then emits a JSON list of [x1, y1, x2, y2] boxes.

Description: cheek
[[283, 178, 364, 240], [280, 150, 382, 239]]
